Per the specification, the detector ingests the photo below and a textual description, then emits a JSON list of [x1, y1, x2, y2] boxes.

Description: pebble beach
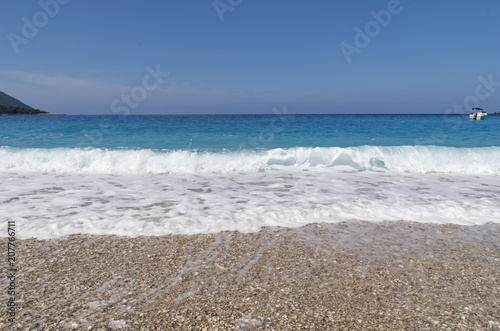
[[2, 221, 499, 330]]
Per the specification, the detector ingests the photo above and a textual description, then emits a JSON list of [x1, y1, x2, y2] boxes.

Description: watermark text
[[6, 221, 17, 324], [7, 0, 71, 54]]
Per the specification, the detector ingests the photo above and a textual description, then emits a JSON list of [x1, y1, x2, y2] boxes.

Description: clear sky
[[1, 0, 500, 115]]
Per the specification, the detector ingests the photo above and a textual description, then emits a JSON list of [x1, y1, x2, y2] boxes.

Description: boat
[[469, 108, 487, 120]]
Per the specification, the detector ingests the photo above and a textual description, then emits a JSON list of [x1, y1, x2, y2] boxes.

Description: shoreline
[[0, 113, 65, 116], [2, 221, 499, 329]]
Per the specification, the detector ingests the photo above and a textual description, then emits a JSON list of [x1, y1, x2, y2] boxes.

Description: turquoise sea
[[1, 114, 499, 239], [1, 114, 500, 149]]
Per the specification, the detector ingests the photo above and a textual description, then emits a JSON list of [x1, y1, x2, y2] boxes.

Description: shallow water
[[2, 171, 499, 239], [1, 114, 499, 239]]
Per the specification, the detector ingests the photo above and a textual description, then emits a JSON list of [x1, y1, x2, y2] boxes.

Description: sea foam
[[3, 145, 499, 239], [1, 171, 499, 239], [0, 146, 499, 174]]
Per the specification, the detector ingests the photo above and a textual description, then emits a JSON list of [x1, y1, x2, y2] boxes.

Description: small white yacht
[[469, 108, 487, 120]]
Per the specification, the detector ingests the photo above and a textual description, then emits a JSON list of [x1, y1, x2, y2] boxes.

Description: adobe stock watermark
[[70, 64, 169, 154], [421, 73, 499, 145], [7, 0, 71, 54], [340, 0, 406, 64], [445, 74, 499, 115], [213, 0, 243, 22], [110, 64, 170, 118], [240, 105, 294, 149]]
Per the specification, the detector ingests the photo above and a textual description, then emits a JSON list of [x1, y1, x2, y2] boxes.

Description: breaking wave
[[1, 146, 499, 175]]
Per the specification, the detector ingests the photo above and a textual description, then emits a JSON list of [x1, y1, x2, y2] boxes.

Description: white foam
[[1, 145, 500, 175], [1, 171, 499, 239], [2, 146, 499, 239]]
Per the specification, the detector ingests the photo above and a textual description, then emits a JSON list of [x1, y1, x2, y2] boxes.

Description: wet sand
[[2, 221, 500, 330]]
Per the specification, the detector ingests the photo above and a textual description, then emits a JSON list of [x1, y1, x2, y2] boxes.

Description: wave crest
[[0, 146, 499, 174]]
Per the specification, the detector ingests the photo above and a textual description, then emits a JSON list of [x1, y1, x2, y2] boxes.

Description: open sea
[[1, 114, 500, 239]]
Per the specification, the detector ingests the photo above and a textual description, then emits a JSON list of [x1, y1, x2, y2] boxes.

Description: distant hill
[[0, 105, 49, 115], [0, 91, 33, 109], [0, 91, 57, 115]]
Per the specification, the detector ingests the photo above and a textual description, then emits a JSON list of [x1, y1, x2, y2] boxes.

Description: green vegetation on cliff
[[0, 105, 49, 115]]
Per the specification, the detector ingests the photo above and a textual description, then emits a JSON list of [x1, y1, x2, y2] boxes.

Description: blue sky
[[1, 0, 500, 115]]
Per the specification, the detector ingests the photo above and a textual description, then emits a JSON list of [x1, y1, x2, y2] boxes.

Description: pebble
[[3, 221, 499, 330]]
